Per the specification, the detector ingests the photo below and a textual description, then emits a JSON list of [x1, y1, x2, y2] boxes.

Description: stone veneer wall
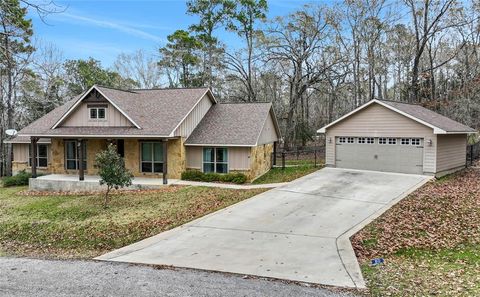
[[51, 138, 66, 174], [248, 143, 273, 181], [12, 162, 50, 175], [166, 138, 186, 179], [50, 138, 107, 175], [124, 138, 186, 179]]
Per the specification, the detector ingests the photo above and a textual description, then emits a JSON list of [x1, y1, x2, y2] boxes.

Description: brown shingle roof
[[185, 103, 275, 146], [17, 86, 212, 137], [379, 100, 476, 133]]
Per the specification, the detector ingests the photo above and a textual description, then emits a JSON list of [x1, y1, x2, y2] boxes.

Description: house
[[9, 85, 280, 183], [317, 99, 477, 177]]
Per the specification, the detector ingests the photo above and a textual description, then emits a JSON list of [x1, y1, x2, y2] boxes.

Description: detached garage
[[318, 100, 477, 177]]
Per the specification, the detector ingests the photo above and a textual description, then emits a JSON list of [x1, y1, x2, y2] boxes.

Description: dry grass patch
[[0, 186, 264, 259]]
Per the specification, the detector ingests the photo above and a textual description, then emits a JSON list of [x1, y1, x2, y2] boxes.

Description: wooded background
[[1, 0, 480, 175]]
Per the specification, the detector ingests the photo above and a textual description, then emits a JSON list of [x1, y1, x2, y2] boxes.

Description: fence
[[467, 141, 480, 167], [273, 146, 325, 169]]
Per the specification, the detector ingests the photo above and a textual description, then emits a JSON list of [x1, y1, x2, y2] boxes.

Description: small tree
[[95, 144, 133, 208]]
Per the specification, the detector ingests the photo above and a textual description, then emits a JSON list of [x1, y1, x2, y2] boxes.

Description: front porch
[[29, 174, 180, 192], [26, 137, 186, 185]]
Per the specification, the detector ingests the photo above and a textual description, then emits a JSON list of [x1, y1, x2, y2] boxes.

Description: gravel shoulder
[[0, 257, 357, 297]]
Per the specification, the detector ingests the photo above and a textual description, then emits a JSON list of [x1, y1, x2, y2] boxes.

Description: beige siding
[[436, 134, 467, 172], [61, 102, 133, 127], [13, 144, 29, 162], [13, 143, 52, 164], [325, 103, 437, 174], [257, 111, 278, 145], [185, 146, 251, 171], [12, 143, 53, 175], [229, 147, 251, 170], [186, 146, 202, 169], [174, 94, 213, 137]]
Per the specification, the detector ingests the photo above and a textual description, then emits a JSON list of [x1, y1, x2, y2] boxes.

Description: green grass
[[252, 165, 320, 184], [0, 186, 264, 259], [362, 245, 480, 297]]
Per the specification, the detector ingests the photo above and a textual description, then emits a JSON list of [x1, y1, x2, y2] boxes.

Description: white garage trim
[[317, 100, 447, 134]]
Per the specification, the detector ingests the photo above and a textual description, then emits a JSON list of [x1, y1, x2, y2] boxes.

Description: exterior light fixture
[[329, 137, 332, 143], [428, 139, 433, 146]]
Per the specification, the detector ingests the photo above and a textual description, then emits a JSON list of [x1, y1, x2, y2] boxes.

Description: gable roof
[[185, 103, 280, 146], [17, 85, 215, 138], [52, 85, 141, 129], [317, 99, 477, 134]]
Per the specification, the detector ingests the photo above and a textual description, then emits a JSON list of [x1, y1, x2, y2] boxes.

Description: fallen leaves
[[352, 166, 480, 296], [352, 167, 480, 260], [0, 186, 265, 259]]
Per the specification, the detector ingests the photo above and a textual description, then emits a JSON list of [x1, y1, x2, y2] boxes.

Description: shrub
[[2, 170, 33, 187], [230, 174, 247, 184], [203, 173, 219, 182], [95, 144, 133, 208], [181, 170, 203, 181], [181, 170, 247, 184]]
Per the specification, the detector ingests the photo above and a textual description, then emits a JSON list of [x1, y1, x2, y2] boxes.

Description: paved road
[[0, 258, 356, 297], [98, 168, 431, 288]]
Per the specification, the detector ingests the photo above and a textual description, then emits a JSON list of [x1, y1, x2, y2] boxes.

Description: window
[[89, 107, 106, 119], [388, 138, 397, 145], [141, 142, 164, 173], [358, 137, 366, 144], [379, 138, 387, 144], [411, 138, 421, 146], [203, 148, 228, 174], [401, 138, 410, 145], [65, 140, 87, 170], [367, 137, 375, 144], [338, 137, 346, 144], [29, 144, 48, 167], [347, 137, 355, 144]]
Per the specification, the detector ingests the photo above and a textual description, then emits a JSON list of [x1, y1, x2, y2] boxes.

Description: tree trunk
[[104, 186, 111, 209]]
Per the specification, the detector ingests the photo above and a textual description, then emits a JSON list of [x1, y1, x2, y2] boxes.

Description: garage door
[[335, 137, 424, 174]]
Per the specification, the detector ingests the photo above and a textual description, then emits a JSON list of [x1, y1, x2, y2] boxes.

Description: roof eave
[[17, 133, 175, 139], [434, 130, 477, 135]]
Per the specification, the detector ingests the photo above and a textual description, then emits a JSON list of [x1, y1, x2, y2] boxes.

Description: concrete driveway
[[97, 168, 432, 288]]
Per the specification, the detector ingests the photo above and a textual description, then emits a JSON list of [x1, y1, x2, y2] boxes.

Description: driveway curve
[[97, 168, 432, 288]]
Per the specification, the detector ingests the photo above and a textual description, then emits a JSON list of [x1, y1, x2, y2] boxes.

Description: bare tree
[[265, 5, 344, 147], [404, 0, 463, 102], [114, 50, 163, 89]]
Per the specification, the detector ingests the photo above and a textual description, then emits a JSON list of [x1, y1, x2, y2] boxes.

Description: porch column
[[163, 139, 168, 185], [78, 139, 84, 181], [31, 137, 38, 178]]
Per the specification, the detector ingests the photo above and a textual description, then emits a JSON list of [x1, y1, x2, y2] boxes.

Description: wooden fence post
[[314, 149, 317, 167], [282, 152, 285, 170]]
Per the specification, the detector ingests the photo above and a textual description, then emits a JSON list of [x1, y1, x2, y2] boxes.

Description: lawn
[[352, 167, 480, 296], [0, 186, 265, 259], [252, 165, 320, 184]]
